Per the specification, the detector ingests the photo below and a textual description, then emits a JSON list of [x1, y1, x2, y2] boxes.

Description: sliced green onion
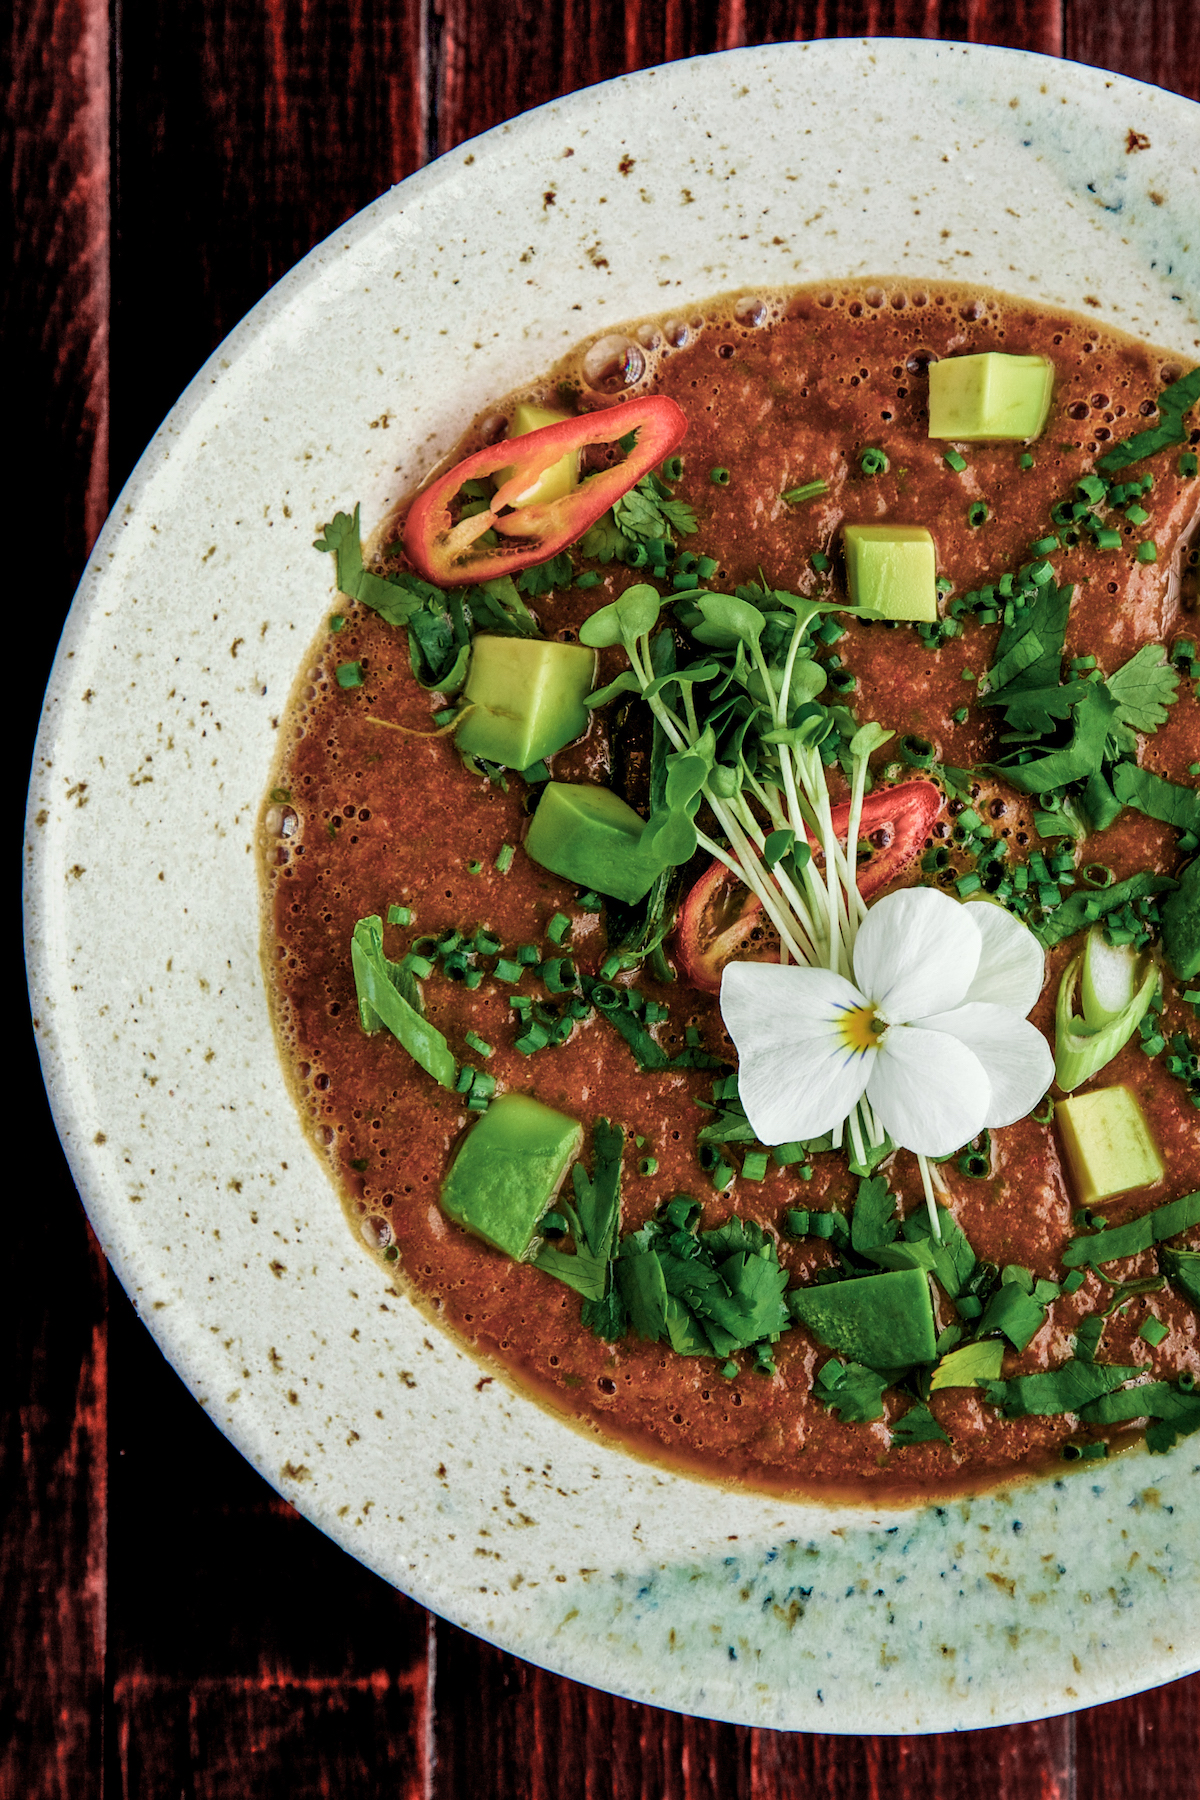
[[1054, 932, 1160, 1091], [968, 501, 989, 528], [944, 449, 968, 473], [1136, 541, 1158, 563], [495, 843, 515, 873], [710, 466, 731, 486], [784, 478, 829, 504], [859, 448, 889, 476]]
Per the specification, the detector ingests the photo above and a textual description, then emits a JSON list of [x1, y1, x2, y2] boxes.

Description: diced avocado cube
[[493, 403, 580, 506], [524, 782, 656, 904], [456, 636, 596, 770], [928, 352, 1054, 441], [440, 1091, 582, 1261], [843, 524, 938, 622], [789, 1267, 937, 1370], [1055, 1085, 1165, 1207]]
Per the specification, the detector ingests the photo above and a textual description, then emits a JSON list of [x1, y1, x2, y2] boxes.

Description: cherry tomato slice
[[675, 779, 944, 993], [403, 395, 688, 585]]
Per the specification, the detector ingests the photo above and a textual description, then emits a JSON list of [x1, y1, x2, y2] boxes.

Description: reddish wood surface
[[10, 2, 1200, 1793]]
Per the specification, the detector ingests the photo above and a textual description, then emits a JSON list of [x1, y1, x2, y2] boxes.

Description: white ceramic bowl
[[25, 39, 1200, 1731]]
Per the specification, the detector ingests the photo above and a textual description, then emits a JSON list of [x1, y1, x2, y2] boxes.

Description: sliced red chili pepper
[[675, 780, 944, 993], [403, 396, 688, 585]]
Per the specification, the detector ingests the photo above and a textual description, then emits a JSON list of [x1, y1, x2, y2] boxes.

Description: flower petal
[[958, 899, 1045, 1015], [852, 887, 981, 1023], [918, 1002, 1054, 1127], [865, 1023, 991, 1157], [721, 962, 872, 1145]]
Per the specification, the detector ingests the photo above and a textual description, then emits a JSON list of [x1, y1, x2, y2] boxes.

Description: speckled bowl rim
[[25, 39, 1200, 1733]]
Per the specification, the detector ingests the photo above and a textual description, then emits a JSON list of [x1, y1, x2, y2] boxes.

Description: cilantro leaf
[[577, 510, 628, 563], [315, 505, 427, 628], [517, 551, 574, 598], [1162, 858, 1200, 981], [1105, 644, 1181, 734], [890, 1402, 951, 1447], [985, 580, 1071, 699], [1110, 762, 1200, 834], [995, 682, 1122, 795], [614, 476, 698, 546], [929, 1339, 1005, 1390], [1078, 1378, 1200, 1454], [813, 1358, 890, 1423], [981, 1360, 1142, 1418], [1033, 870, 1177, 949], [1096, 366, 1200, 473], [850, 1175, 898, 1255], [901, 1203, 977, 1300]]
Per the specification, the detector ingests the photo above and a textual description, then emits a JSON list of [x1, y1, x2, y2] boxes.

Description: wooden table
[[12, 4, 1200, 1793]]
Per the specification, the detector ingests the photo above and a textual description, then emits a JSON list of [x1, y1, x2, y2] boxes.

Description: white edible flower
[[721, 887, 1053, 1158]]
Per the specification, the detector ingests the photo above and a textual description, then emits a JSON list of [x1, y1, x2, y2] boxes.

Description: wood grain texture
[[110, 0, 427, 491], [101, 1270, 432, 1798], [12, 1, 1200, 1794]]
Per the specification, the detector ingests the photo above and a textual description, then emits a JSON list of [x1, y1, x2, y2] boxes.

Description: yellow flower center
[[837, 1003, 887, 1055]]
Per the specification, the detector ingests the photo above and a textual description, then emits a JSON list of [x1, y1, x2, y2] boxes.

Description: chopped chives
[[1094, 528, 1122, 550], [859, 448, 889, 476], [1124, 503, 1150, 525], [493, 958, 523, 983], [464, 1031, 494, 1058], [516, 943, 541, 965], [387, 904, 412, 926], [710, 466, 731, 486], [661, 454, 684, 481], [1136, 541, 1158, 563], [1179, 451, 1199, 477], [546, 912, 571, 944], [944, 449, 968, 473], [639, 1157, 659, 1177], [494, 843, 515, 873], [466, 859, 482, 874], [741, 1151, 769, 1181], [968, 501, 989, 528], [783, 478, 829, 504]]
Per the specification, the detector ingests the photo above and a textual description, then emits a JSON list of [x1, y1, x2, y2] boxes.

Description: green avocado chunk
[[455, 636, 597, 771], [928, 352, 1054, 441], [524, 781, 657, 904], [1161, 856, 1200, 981], [842, 524, 938, 622], [439, 1092, 583, 1262], [789, 1266, 937, 1371]]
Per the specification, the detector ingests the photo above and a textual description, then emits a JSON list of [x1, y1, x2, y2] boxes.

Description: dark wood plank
[[1066, 0, 1200, 103], [0, 1190, 107, 1800], [430, 1620, 754, 1800], [751, 1717, 1075, 1797], [110, 0, 427, 493], [1075, 1676, 1200, 1800], [9, 0, 111, 1793], [103, 1276, 432, 1799]]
